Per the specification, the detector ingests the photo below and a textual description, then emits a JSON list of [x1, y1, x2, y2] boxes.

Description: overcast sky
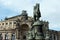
[[0, 0, 60, 31]]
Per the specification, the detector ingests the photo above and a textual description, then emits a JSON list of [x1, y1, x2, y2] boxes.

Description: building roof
[[5, 14, 21, 20]]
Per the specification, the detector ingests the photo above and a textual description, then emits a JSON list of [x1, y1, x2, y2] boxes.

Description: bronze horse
[[33, 4, 41, 21]]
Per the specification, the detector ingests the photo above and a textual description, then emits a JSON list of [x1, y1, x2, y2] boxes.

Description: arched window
[[0, 33, 2, 40], [5, 33, 8, 40], [11, 33, 15, 40], [21, 24, 29, 40]]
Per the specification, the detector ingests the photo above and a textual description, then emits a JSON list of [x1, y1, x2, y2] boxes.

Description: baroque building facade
[[0, 4, 60, 40], [0, 10, 60, 40]]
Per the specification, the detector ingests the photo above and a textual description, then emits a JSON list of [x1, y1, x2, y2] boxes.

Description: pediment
[[20, 16, 33, 22]]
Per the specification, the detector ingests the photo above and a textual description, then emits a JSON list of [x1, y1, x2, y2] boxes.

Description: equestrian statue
[[33, 3, 41, 21]]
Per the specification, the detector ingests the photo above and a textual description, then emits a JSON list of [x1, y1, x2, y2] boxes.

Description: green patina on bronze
[[33, 3, 41, 21], [27, 3, 44, 40], [33, 20, 43, 26]]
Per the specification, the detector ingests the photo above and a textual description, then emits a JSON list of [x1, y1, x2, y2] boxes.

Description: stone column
[[8, 33, 12, 40], [16, 29, 20, 40], [55, 35, 57, 40], [52, 34, 54, 40], [2, 33, 5, 40]]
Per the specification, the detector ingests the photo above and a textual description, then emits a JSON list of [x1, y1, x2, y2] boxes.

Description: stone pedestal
[[27, 20, 45, 40], [32, 20, 44, 40]]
